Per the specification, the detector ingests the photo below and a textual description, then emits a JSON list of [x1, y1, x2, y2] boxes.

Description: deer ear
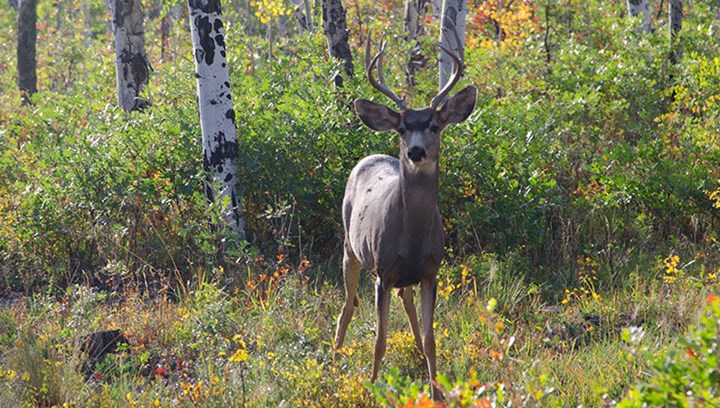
[[354, 99, 402, 132], [438, 85, 477, 125]]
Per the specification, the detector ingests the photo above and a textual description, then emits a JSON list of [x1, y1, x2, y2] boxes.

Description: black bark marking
[[194, 15, 215, 65], [189, 0, 221, 14], [118, 48, 149, 92], [195, 49, 205, 65], [215, 34, 225, 47], [322, 0, 354, 78], [206, 131, 239, 168], [225, 108, 235, 122]]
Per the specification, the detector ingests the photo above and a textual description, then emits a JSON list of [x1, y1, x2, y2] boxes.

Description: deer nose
[[407, 146, 426, 162], [408, 146, 427, 162]]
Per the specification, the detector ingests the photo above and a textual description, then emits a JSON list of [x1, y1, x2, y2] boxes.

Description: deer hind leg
[[420, 277, 442, 400], [371, 276, 392, 383], [397, 287, 423, 354], [334, 250, 361, 353]]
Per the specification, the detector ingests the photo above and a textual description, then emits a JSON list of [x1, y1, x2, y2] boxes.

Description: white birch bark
[[439, 0, 467, 91], [188, 0, 245, 240], [429, 0, 441, 19], [627, 0, 651, 34], [109, 0, 150, 113]]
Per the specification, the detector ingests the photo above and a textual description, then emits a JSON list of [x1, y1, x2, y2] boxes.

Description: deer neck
[[398, 158, 439, 235]]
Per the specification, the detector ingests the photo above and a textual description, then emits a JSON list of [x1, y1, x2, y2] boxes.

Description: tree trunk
[[669, 0, 683, 64], [322, 0, 353, 87], [83, 2, 93, 49], [161, 14, 172, 61], [404, 0, 428, 41], [404, 0, 428, 88], [292, 0, 313, 34], [110, 0, 150, 113], [17, 0, 37, 105], [304, 0, 313, 31], [188, 0, 245, 242], [438, 0, 467, 90], [627, 0, 651, 34]]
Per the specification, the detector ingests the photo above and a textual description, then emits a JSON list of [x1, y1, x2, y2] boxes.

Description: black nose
[[407, 146, 427, 162]]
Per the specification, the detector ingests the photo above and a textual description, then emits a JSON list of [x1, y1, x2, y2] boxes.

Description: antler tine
[[447, 20, 464, 64], [377, 37, 388, 87], [365, 31, 407, 110], [365, 29, 373, 71], [431, 20, 465, 109]]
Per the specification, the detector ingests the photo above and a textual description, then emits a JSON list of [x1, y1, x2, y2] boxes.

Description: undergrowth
[[0, 252, 716, 406]]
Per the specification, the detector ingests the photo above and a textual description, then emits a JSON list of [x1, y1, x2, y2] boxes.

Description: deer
[[333, 25, 477, 400]]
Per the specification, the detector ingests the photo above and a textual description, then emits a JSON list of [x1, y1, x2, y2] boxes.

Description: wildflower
[[494, 321, 504, 333], [229, 347, 249, 363], [486, 297, 497, 312]]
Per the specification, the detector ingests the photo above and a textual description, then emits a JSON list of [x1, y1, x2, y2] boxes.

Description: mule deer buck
[[333, 26, 477, 400]]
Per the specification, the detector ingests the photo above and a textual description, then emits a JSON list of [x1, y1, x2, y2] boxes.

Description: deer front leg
[[334, 251, 361, 354], [420, 277, 442, 400], [371, 276, 392, 383], [397, 287, 423, 354]]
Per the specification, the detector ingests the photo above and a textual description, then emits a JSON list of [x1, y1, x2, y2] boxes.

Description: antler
[[431, 20, 464, 109], [365, 30, 407, 111]]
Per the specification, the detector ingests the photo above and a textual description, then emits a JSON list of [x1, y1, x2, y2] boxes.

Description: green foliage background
[[0, 0, 719, 406], [1, 0, 717, 293]]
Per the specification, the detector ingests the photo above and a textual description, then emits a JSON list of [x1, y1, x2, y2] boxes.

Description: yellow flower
[[494, 321, 504, 333], [487, 297, 497, 312], [229, 347, 249, 363]]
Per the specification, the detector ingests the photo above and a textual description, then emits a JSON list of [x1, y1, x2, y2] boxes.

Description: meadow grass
[[0, 252, 714, 407]]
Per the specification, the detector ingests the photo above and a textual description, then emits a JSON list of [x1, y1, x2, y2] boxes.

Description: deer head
[[354, 29, 477, 173]]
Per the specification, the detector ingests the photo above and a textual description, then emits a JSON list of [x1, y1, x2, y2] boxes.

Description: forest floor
[[0, 254, 715, 407]]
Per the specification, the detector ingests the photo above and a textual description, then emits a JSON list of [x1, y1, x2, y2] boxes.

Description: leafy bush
[[619, 295, 720, 407], [2, 0, 720, 296]]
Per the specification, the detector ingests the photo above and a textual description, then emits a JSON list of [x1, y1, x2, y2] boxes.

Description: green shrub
[[619, 295, 720, 406]]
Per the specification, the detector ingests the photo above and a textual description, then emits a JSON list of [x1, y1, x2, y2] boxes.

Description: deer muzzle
[[407, 146, 427, 163]]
